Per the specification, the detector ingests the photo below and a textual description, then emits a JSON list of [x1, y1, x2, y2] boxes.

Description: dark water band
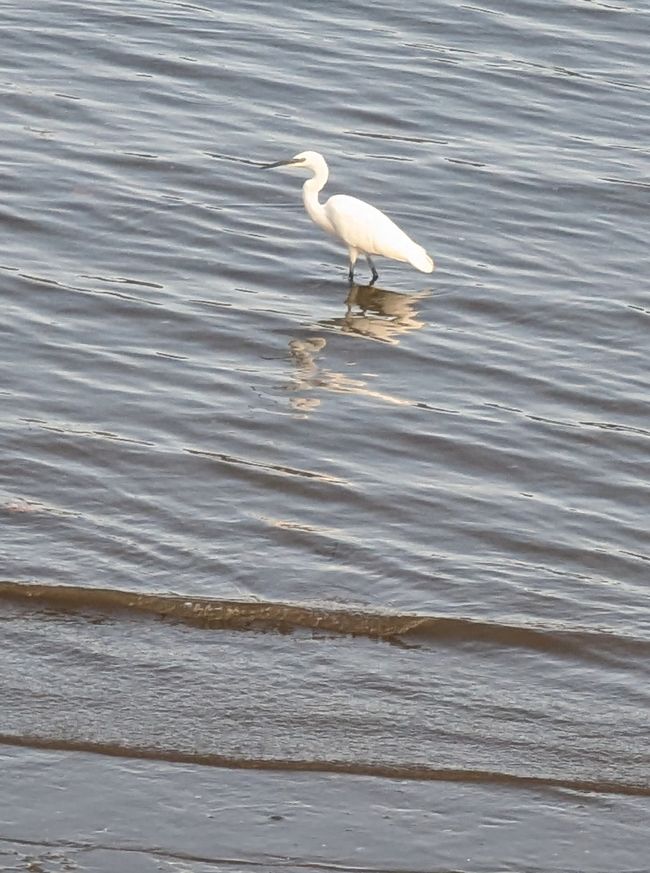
[[1, 732, 648, 798], [1, 580, 648, 665]]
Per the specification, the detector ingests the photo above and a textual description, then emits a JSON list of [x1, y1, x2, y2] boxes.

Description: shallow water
[[1, 1, 649, 870]]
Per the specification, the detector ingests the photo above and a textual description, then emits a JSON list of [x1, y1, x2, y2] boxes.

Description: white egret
[[262, 151, 434, 283]]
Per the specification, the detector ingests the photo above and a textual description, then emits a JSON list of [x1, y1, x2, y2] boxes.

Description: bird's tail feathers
[[408, 245, 435, 274]]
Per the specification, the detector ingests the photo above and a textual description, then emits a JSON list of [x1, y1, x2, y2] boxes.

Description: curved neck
[[302, 163, 332, 233]]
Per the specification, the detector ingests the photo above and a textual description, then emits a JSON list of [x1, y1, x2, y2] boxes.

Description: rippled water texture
[[1, 1, 649, 870]]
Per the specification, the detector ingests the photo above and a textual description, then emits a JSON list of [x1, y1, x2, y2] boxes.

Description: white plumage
[[263, 150, 434, 283]]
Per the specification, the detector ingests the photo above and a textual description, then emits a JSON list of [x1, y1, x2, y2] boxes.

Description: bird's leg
[[366, 255, 379, 285], [347, 247, 359, 284]]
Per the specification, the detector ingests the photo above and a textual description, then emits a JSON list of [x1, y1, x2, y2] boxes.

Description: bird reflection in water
[[287, 337, 327, 413], [287, 283, 429, 413], [324, 281, 430, 344]]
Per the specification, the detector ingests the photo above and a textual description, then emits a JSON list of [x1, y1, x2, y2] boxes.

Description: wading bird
[[262, 151, 434, 284]]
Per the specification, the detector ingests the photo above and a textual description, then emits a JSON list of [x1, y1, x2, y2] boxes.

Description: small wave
[[0, 732, 647, 797], [185, 449, 349, 484], [345, 130, 448, 145], [1, 581, 647, 666], [80, 274, 164, 289]]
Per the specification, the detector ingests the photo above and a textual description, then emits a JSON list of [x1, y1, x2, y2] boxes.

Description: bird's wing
[[324, 194, 422, 262]]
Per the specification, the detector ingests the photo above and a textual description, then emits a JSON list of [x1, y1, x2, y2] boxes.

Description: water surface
[[1, 1, 649, 870]]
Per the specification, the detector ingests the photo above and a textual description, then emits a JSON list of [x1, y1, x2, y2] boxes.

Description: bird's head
[[261, 150, 326, 174]]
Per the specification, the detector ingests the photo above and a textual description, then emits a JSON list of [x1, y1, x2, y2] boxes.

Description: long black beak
[[260, 158, 300, 169]]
